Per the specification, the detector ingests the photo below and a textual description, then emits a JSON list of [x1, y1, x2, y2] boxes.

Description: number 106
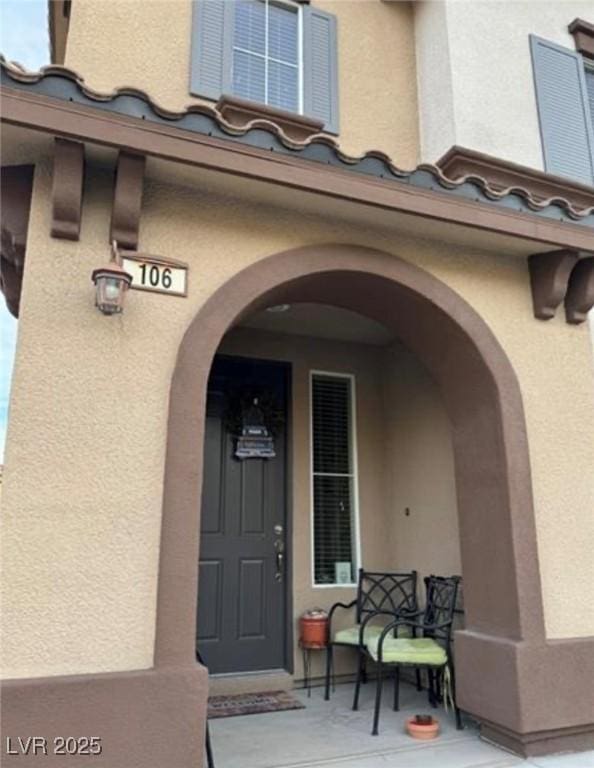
[[139, 263, 173, 289]]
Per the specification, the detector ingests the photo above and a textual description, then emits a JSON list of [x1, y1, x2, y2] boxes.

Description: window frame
[[231, 0, 305, 115], [309, 370, 362, 589]]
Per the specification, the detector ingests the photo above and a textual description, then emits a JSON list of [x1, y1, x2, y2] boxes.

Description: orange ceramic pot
[[300, 610, 328, 647], [405, 716, 440, 740]]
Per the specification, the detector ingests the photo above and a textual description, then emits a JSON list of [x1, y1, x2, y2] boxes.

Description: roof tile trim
[[2, 57, 593, 225]]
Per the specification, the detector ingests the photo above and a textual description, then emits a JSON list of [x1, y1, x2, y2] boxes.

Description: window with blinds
[[233, 0, 301, 113], [311, 373, 359, 586]]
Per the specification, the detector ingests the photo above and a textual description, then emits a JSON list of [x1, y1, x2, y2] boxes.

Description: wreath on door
[[223, 388, 285, 439]]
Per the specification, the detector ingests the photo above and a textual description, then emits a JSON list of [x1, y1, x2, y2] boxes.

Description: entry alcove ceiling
[[241, 303, 395, 346]]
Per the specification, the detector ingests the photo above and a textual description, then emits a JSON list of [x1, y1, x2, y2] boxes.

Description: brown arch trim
[[156, 243, 545, 668]]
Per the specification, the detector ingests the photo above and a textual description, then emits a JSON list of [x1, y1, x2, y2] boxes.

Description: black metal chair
[[324, 569, 418, 704], [362, 574, 462, 735]]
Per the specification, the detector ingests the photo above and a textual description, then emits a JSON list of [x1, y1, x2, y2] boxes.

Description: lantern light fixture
[[92, 241, 133, 315]]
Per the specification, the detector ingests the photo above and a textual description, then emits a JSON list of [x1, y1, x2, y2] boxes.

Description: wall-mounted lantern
[[91, 241, 133, 315]]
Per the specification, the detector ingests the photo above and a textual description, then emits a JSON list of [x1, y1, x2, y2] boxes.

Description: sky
[[0, 0, 50, 459]]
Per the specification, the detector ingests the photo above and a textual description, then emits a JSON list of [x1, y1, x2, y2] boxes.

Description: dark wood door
[[196, 356, 289, 674]]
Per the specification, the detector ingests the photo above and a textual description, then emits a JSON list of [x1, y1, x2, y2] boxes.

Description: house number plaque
[[121, 251, 188, 297]]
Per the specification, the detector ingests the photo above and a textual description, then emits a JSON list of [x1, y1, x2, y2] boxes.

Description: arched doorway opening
[[157, 243, 545, 744]]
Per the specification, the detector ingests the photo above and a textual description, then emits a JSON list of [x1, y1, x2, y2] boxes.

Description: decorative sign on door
[[121, 251, 188, 297]]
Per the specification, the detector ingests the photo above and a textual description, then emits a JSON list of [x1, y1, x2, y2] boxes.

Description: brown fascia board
[[569, 18, 594, 59], [437, 145, 594, 214], [1, 86, 594, 253]]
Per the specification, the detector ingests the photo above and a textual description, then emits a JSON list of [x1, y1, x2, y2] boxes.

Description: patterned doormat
[[207, 690, 305, 719]]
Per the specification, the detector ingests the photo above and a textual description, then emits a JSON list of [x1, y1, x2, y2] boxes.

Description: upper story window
[[190, 0, 339, 133], [233, 0, 301, 113], [530, 31, 594, 186]]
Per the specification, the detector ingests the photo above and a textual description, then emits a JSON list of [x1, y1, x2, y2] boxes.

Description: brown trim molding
[[154, 243, 593, 755], [1, 665, 207, 768], [565, 257, 594, 324], [569, 18, 594, 59], [157, 244, 545, 668], [3, 245, 593, 761], [50, 137, 84, 240], [437, 145, 594, 213], [528, 250, 579, 320], [2, 87, 593, 251], [216, 94, 324, 142], [110, 151, 145, 250], [0, 164, 34, 318]]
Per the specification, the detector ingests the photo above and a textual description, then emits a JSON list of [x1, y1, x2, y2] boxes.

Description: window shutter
[[529, 35, 594, 185], [303, 6, 339, 134], [190, 0, 234, 100], [585, 67, 594, 128]]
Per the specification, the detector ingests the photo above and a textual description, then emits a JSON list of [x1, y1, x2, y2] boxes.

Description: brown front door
[[196, 356, 289, 674]]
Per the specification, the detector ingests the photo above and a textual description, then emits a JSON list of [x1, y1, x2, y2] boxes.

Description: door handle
[[275, 551, 284, 582]]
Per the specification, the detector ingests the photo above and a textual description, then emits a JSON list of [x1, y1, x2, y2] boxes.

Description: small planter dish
[[406, 714, 440, 740]]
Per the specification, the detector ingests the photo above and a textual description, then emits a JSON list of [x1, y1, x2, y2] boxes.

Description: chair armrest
[[327, 599, 357, 636], [358, 610, 400, 645]]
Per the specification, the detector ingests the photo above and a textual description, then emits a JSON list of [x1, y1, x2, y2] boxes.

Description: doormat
[[207, 690, 305, 719]]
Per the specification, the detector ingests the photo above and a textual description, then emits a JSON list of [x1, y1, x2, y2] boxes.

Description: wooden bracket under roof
[[565, 257, 594, 324], [528, 250, 578, 321], [110, 151, 145, 250], [51, 137, 85, 240]]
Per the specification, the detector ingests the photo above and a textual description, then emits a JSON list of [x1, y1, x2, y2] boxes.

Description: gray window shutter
[[585, 66, 594, 128], [190, 1, 234, 100], [303, 6, 339, 134], [530, 35, 594, 185]]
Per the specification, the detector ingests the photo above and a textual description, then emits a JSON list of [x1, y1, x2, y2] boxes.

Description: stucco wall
[[2, 154, 594, 679], [414, 0, 593, 166], [382, 343, 462, 585], [63, 0, 419, 168]]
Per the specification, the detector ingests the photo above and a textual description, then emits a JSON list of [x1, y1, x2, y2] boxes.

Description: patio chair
[[324, 569, 418, 703], [363, 574, 462, 736]]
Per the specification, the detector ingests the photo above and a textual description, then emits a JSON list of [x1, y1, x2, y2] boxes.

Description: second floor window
[[233, 0, 301, 113], [191, 0, 339, 133]]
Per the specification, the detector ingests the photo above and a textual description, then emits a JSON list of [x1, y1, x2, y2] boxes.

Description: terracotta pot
[[405, 715, 440, 740], [300, 611, 328, 647]]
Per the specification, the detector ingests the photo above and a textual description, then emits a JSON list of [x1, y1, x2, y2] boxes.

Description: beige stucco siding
[[1, 154, 594, 679], [63, 0, 419, 168], [415, 0, 594, 165], [382, 343, 462, 584]]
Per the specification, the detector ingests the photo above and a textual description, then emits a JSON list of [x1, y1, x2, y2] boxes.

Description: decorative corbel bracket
[[110, 151, 145, 250], [528, 250, 578, 320], [51, 138, 85, 240], [565, 257, 594, 324]]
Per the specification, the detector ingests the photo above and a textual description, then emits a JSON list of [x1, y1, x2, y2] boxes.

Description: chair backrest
[[422, 575, 461, 643], [356, 569, 418, 623]]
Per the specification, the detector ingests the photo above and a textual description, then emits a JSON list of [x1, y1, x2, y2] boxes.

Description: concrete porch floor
[[208, 682, 594, 768]]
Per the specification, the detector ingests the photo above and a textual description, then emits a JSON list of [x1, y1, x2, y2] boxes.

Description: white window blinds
[[233, 0, 300, 113], [311, 373, 359, 586]]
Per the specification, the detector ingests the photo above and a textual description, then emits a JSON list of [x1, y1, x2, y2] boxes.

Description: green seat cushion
[[367, 637, 447, 666], [333, 624, 385, 646]]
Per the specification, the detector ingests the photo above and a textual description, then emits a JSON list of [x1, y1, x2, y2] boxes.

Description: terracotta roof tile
[[1, 57, 593, 227]]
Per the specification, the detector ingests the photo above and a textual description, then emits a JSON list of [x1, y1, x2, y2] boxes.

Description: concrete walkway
[[208, 682, 594, 768]]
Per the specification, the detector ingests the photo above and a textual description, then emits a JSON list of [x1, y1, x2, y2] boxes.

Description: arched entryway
[[157, 243, 546, 745]]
